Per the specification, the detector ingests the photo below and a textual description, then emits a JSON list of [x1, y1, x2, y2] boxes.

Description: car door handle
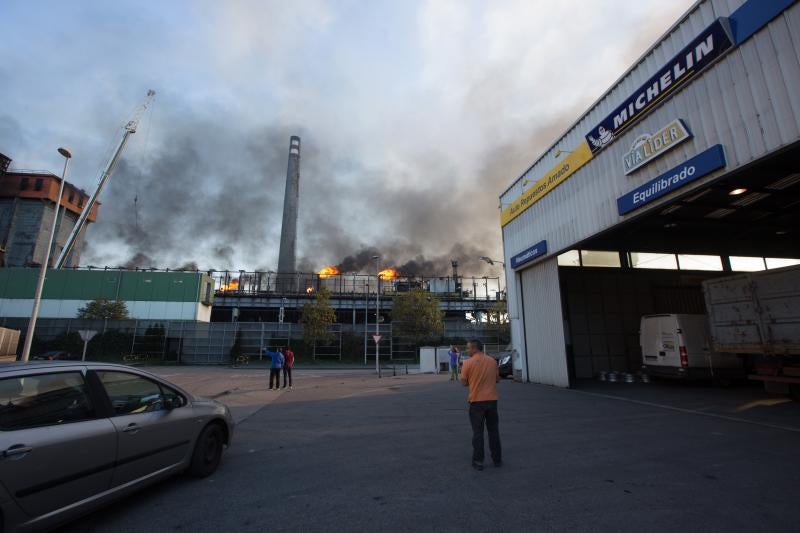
[[3, 445, 33, 458], [122, 423, 141, 434]]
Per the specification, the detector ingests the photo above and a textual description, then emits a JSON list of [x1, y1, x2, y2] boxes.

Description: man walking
[[282, 346, 295, 389], [265, 347, 284, 390], [460, 339, 502, 470]]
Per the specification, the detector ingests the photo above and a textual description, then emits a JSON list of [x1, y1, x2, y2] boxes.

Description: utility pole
[[21, 147, 72, 361], [373, 255, 381, 377]]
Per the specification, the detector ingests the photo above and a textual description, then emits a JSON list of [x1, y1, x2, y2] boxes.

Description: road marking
[[568, 389, 800, 434]]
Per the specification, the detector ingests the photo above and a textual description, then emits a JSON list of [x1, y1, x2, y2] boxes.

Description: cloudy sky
[[1, 0, 693, 275]]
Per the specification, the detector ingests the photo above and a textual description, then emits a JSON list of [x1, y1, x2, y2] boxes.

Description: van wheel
[[188, 424, 223, 478]]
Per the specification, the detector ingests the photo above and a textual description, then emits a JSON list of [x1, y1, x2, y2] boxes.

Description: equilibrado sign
[[623, 119, 692, 175], [585, 19, 733, 154], [616, 145, 726, 215]]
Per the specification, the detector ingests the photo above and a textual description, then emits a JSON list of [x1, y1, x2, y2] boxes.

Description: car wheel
[[188, 423, 224, 478]]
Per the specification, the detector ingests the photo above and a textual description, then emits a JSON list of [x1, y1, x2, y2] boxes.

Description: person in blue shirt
[[265, 347, 285, 390], [448, 345, 461, 381]]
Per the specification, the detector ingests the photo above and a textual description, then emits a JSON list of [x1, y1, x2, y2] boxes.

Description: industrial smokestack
[[277, 136, 300, 290]]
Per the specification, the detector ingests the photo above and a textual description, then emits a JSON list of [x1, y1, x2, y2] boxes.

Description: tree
[[486, 300, 510, 344], [77, 299, 130, 320], [391, 289, 444, 348], [301, 287, 336, 347]]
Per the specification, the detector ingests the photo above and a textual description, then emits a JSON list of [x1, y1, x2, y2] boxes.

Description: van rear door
[[641, 315, 679, 367], [658, 315, 681, 367]]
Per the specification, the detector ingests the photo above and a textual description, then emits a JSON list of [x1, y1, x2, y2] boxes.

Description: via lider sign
[[623, 119, 692, 175]]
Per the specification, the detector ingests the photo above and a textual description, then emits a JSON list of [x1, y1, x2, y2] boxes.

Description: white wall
[[0, 299, 209, 322], [519, 258, 569, 387]]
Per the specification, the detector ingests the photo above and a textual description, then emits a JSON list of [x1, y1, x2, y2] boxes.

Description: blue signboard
[[511, 240, 548, 269], [617, 145, 726, 215], [585, 19, 733, 154]]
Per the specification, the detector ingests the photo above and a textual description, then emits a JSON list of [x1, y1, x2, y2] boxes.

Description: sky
[[0, 0, 694, 276]]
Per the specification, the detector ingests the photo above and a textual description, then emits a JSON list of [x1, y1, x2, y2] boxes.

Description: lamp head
[[57, 147, 72, 159]]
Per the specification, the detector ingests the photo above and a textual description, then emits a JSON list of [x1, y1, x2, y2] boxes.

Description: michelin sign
[[586, 19, 733, 154]]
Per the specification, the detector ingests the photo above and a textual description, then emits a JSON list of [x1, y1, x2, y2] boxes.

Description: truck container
[[702, 265, 800, 398]]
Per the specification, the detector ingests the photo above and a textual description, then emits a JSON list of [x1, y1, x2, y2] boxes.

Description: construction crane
[[54, 89, 156, 269]]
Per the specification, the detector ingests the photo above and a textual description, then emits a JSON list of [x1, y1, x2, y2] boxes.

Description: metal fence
[[2, 317, 505, 365]]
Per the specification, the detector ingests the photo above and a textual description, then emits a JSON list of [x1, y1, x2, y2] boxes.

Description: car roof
[[0, 361, 135, 374]]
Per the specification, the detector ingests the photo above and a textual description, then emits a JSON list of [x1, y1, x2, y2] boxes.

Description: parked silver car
[[0, 362, 234, 532]]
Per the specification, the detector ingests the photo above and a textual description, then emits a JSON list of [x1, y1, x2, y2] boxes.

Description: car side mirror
[[163, 398, 175, 410]]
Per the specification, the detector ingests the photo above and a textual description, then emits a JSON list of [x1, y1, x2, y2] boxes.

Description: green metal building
[[0, 269, 214, 321]]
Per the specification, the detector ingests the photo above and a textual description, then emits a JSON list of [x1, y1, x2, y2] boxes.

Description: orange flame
[[220, 279, 240, 292], [306, 287, 314, 294], [318, 265, 340, 279], [379, 268, 399, 280]]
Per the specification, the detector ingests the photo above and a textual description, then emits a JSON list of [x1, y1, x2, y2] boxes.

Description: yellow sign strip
[[501, 140, 593, 226]]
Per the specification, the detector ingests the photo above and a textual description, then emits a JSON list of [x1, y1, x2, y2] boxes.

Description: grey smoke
[[79, 105, 581, 276]]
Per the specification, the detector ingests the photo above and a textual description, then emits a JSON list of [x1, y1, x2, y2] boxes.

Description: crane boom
[[54, 89, 155, 269]]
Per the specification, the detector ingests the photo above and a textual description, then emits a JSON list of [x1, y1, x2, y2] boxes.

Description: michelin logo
[[587, 126, 613, 150]]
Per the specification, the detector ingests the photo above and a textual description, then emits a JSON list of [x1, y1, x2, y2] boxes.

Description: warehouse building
[[500, 0, 800, 386]]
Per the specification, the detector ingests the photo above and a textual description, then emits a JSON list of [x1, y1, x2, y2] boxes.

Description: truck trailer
[[702, 264, 800, 399]]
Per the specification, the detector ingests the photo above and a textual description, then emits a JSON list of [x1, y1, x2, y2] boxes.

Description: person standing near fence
[[460, 338, 502, 470], [282, 346, 294, 389], [265, 347, 284, 390], [448, 345, 460, 381]]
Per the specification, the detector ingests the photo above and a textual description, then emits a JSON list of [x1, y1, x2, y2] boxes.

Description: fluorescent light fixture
[[729, 187, 747, 196]]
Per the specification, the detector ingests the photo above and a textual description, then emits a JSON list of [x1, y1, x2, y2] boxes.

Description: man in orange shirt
[[460, 339, 502, 470]]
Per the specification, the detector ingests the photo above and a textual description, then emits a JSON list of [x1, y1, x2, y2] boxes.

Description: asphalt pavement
[[60, 369, 800, 533]]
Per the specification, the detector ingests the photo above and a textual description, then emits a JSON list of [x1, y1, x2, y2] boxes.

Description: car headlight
[[500, 355, 511, 365]]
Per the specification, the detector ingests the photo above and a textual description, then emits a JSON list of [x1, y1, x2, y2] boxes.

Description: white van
[[640, 314, 742, 380]]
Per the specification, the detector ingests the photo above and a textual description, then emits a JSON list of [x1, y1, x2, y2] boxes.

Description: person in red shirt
[[282, 346, 295, 389], [460, 338, 502, 470]]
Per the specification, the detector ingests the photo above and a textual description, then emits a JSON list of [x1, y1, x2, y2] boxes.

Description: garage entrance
[[558, 140, 800, 382]]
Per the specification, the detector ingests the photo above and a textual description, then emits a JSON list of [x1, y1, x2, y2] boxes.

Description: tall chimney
[[277, 136, 300, 289]]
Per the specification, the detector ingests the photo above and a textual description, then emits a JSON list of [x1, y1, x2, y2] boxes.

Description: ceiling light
[[663, 222, 678, 228], [729, 188, 747, 196], [776, 230, 787, 235]]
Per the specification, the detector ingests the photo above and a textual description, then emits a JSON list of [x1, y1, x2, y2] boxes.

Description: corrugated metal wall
[[501, 1, 800, 260], [520, 258, 569, 387]]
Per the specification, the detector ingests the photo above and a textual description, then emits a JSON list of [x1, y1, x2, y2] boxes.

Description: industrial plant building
[[0, 134, 505, 362], [500, 0, 800, 386], [0, 158, 96, 268]]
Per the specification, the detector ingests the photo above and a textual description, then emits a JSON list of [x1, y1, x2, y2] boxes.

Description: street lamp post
[[373, 255, 381, 378], [479, 256, 505, 267], [21, 147, 72, 361]]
